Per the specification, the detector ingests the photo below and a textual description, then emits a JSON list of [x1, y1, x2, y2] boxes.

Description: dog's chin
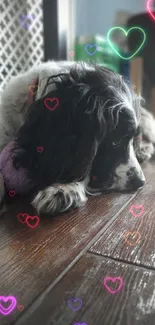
[[86, 181, 141, 195]]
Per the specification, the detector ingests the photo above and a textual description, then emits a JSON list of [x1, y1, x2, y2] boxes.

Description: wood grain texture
[[89, 164, 155, 268], [0, 186, 137, 324], [0, 159, 154, 324], [14, 253, 155, 325]]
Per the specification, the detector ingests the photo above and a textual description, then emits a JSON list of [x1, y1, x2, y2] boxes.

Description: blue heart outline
[[84, 44, 98, 56], [20, 14, 37, 29]]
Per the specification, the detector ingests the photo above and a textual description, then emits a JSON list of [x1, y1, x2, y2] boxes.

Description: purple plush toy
[[0, 140, 36, 195]]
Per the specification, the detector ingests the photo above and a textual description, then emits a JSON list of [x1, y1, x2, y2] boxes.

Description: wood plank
[[14, 253, 155, 325], [0, 190, 137, 325], [0, 160, 154, 324], [89, 162, 155, 268]]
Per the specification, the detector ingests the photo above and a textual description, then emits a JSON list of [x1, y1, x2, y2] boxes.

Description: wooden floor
[[0, 160, 155, 325]]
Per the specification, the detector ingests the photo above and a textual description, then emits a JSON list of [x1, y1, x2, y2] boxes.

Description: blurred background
[[0, 0, 155, 113]]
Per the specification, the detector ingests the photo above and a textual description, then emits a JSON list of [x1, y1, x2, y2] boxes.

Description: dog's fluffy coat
[[0, 61, 155, 215]]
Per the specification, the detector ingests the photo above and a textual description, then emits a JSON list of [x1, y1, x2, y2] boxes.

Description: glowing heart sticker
[[107, 27, 146, 60], [29, 85, 39, 95], [9, 190, 16, 197], [147, 0, 155, 20], [129, 204, 144, 217], [123, 231, 141, 246], [17, 213, 40, 229], [0, 296, 17, 316], [20, 14, 37, 29], [17, 304, 24, 312], [84, 44, 98, 56], [37, 146, 44, 153], [103, 276, 124, 294], [44, 97, 59, 111], [68, 298, 82, 311]]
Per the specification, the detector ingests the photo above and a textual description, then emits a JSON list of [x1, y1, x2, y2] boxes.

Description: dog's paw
[[32, 182, 87, 215]]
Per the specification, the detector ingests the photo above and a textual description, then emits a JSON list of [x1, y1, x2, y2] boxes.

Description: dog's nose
[[127, 167, 145, 189], [129, 176, 145, 189]]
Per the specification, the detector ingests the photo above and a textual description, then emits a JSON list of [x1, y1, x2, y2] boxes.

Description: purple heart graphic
[[20, 15, 37, 29], [0, 296, 17, 316], [74, 323, 87, 325], [84, 44, 98, 56], [68, 298, 82, 311]]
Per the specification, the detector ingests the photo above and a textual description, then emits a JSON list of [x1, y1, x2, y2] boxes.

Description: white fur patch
[[32, 181, 87, 215], [111, 141, 145, 190]]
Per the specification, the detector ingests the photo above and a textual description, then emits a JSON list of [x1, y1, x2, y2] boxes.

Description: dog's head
[[13, 62, 145, 192], [87, 69, 145, 193]]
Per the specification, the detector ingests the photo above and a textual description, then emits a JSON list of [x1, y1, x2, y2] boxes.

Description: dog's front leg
[[32, 181, 87, 215]]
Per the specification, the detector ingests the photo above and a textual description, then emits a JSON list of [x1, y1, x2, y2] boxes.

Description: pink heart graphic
[[17, 213, 28, 224], [129, 205, 144, 217], [147, 0, 155, 20], [44, 97, 59, 111], [37, 146, 43, 153], [103, 277, 124, 294], [25, 215, 40, 229], [9, 190, 16, 197], [0, 296, 17, 316], [69, 51, 75, 56]]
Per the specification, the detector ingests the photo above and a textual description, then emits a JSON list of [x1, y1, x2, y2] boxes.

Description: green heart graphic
[[107, 27, 146, 60]]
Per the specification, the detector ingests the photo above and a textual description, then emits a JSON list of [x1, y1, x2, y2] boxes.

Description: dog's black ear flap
[[13, 79, 105, 188]]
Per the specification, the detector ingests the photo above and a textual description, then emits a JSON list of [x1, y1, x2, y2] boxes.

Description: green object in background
[[74, 35, 120, 73]]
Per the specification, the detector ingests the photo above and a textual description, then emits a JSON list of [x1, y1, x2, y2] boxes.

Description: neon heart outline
[[25, 215, 40, 229], [69, 51, 75, 56], [0, 296, 17, 316], [9, 190, 16, 197], [17, 213, 29, 224], [37, 146, 44, 153], [103, 276, 124, 294], [123, 231, 141, 246], [67, 298, 82, 311], [44, 97, 59, 111], [129, 204, 144, 217], [17, 304, 24, 311], [29, 85, 39, 95], [20, 14, 37, 29], [107, 27, 146, 60], [147, 0, 155, 20], [84, 44, 98, 56], [74, 323, 87, 325]]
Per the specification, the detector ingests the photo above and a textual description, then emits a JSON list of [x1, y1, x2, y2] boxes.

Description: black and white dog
[[0, 61, 155, 215]]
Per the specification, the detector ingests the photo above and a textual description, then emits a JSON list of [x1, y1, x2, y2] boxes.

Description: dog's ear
[[13, 74, 106, 188]]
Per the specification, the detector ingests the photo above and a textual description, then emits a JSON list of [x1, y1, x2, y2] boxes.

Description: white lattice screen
[[0, 0, 44, 92]]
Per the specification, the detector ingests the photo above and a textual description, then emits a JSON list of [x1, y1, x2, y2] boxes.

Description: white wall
[[75, 0, 147, 36]]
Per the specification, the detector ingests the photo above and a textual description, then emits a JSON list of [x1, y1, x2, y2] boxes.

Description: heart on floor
[[123, 231, 141, 246], [129, 204, 144, 217], [103, 276, 124, 294], [0, 296, 17, 316], [107, 27, 146, 59], [17, 304, 24, 312], [67, 298, 82, 311], [25, 215, 40, 229]]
